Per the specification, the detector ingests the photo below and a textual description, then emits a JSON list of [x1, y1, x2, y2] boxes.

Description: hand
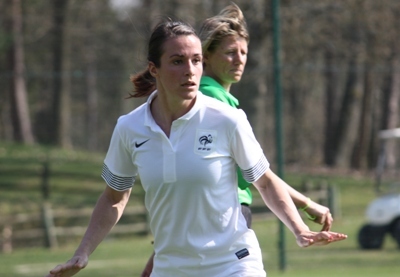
[[44, 255, 88, 277], [296, 230, 347, 248], [303, 201, 333, 231]]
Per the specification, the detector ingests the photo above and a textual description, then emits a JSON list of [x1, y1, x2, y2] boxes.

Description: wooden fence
[[0, 203, 149, 253], [0, 179, 338, 253]]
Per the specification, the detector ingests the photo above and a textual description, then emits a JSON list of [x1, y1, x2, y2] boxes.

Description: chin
[[182, 90, 198, 99], [230, 77, 241, 84], [229, 74, 242, 82]]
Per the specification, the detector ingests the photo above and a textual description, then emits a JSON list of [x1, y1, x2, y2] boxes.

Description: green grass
[[1, 142, 399, 276], [0, 142, 146, 213], [1, 219, 399, 277]]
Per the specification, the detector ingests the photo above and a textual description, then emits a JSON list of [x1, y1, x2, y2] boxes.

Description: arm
[[284, 184, 333, 231], [45, 186, 131, 277], [253, 169, 346, 247]]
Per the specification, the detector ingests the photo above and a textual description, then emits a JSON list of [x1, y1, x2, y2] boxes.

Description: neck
[[203, 73, 231, 92], [150, 93, 195, 137]]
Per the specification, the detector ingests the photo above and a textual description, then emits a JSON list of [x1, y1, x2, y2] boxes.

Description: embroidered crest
[[195, 129, 217, 153]]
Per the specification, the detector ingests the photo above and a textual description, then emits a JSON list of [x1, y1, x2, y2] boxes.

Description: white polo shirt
[[102, 91, 269, 276]]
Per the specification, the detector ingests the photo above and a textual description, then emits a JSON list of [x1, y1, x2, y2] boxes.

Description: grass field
[[1, 218, 399, 277], [1, 142, 399, 276]]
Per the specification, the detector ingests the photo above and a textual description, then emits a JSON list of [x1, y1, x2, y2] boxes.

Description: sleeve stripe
[[101, 163, 135, 191], [241, 155, 269, 183]]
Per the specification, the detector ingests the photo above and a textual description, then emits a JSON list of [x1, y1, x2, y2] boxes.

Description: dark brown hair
[[129, 20, 198, 98]]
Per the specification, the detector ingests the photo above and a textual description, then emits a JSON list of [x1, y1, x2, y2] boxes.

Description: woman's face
[[150, 35, 203, 102], [203, 35, 248, 91]]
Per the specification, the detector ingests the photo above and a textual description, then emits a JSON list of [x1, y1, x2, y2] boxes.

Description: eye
[[193, 57, 202, 64], [173, 59, 183, 65]]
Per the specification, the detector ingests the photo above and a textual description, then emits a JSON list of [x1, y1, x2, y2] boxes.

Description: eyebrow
[[169, 53, 202, 58]]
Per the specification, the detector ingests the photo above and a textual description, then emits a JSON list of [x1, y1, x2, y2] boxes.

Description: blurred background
[[1, 0, 400, 276], [3, 0, 400, 168]]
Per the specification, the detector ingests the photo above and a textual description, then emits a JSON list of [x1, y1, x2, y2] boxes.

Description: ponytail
[[128, 69, 156, 98], [128, 20, 198, 98]]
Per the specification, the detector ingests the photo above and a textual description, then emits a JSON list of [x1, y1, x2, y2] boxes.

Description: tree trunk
[[59, 30, 72, 149], [351, 63, 374, 169], [328, 57, 358, 166], [2, 1, 13, 141], [380, 56, 400, 168], [323, 48, 337, 166], [10, 0, 34, 144], [50, 0, 68, 145], [86, 54, 98, 151]]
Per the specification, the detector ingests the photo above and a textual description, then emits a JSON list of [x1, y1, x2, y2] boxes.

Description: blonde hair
[[199, 3, 249, 55]]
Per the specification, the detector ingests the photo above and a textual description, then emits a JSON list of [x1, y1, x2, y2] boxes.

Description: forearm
[[282, 179, 333, 231], [283, 182, 310, 209], [254, 169, 309, 236], [74, 187, 131, 257]]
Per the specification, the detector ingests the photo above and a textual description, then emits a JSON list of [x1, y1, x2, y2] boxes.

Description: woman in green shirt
[[199, 3, 334, 229], [199, 76, 254, 226]]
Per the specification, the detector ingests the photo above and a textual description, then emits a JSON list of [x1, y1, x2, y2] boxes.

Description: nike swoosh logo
[[135, 139, 149, 148]]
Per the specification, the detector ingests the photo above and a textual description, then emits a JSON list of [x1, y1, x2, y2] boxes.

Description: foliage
[[2, 0, 400, 169]]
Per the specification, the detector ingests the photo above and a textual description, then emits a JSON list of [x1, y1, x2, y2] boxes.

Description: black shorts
[[241, 203, 252, 228]]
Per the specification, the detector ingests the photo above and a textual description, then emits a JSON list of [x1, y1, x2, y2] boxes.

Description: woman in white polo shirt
[[141, 4, 335, 276], [45, 20, 346, 277]]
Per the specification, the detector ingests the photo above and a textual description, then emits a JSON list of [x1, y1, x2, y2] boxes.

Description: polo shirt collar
[[144, 90, 203, 128]]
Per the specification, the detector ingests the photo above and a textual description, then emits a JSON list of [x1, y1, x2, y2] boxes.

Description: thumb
[[297, 236, 313, 248]]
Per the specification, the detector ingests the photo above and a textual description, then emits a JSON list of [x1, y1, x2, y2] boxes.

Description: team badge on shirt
[[194, 129, 217, 153]]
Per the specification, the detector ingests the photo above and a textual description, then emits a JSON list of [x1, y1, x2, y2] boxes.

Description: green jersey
[[200, 76, 252, 205]]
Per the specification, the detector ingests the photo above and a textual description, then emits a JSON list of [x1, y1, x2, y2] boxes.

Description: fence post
[[2, 224, 13, 253], [42, 201, 58, 249], [41, 159, 50, 200], [40, 159, 58, 249], [318, 180, 329, 207], [328, 184, 341, 219]]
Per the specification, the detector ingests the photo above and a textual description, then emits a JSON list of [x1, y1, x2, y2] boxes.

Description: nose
[[186, 62, 196, 77], [234, 52, 245, 65]]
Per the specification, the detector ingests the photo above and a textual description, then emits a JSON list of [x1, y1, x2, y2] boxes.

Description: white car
[[358, 128, 400, 249], [358, 193, 400, 249]]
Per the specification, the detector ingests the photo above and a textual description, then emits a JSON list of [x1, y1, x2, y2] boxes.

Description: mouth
[[181, 81, 197, 87], [231, 68, 243, 73]]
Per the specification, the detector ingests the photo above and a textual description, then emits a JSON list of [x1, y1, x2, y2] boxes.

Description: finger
[[299, 238, 313, 247], [50, 264, 72, 274], [321, 213, 333, 231], [328, 232, 348, 241], [49, 264, 64, 274], [296, 235, 316, 247], [317, 231, 333, 240], [307, 232, 332, 246], [313, 231, 347, 245], [49, 261, 82, 275]]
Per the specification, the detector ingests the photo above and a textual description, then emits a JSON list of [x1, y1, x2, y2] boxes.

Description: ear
[[148, 62, 158, 78], [203, 53, 209, 65]]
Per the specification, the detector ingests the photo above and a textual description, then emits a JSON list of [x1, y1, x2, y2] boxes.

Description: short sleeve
[[230, 110, 270, 183], [101, 122, 137, 191]]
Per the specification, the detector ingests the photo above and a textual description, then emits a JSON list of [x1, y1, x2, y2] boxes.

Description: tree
[[9, 0, 34, 144], [50, 0, 68, 145]]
